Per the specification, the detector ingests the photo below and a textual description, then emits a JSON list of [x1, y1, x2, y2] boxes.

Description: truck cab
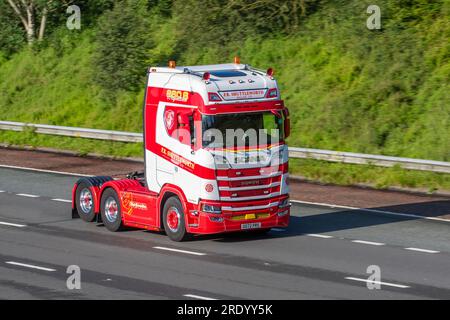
[[72, 58, 291, 241]]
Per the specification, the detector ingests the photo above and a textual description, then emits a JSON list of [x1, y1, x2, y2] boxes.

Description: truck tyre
[[75, 182, 96, 222], [162, 196, 190, 242], [100, 188, 123, 232]]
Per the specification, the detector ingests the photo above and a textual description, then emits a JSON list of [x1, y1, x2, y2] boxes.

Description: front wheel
[[100, 188, 123, 232], [162, 196, 190, 242]]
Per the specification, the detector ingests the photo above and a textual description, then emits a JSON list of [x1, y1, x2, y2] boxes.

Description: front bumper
[[186, 206, 290, 235]]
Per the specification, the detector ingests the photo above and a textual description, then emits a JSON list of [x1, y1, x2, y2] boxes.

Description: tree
[[5, 0, 72, 45]]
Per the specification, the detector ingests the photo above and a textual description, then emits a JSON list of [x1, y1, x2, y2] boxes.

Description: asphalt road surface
[[0, 167, 450, 299]]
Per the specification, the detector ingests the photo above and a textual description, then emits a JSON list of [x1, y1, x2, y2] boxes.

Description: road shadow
[[197, 200, 450, 243], [89, 199, 449, 242]]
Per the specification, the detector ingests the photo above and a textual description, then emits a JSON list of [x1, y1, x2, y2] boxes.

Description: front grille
[[217, 165, 283, 202]]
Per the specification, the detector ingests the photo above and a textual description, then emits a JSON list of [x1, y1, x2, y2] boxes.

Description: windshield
[[202, 111, 284, 148]]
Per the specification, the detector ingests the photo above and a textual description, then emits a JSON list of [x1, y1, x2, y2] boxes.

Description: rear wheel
[[75, 182, 96, 222], [100, 188, 123, 232], [162, 196, 190, 242]]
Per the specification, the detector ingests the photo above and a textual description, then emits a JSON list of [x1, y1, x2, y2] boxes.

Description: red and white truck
[[72, 58, 291, 241]]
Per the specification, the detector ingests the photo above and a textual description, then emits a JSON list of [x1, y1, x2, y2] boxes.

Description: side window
[[163, 106, 194, 146]]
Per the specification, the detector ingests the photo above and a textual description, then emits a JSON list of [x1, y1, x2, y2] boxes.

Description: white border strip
[[405, 247, 440, 254], [183, 294, 217, 300], [153, 246, 206, 256], [51, 199, 72, 203], [0, 221, 27, 228], [5, 261, 56, 272], [291, 199, 450, 223], [352, 240, 385, 246], [16, 193, 40, 198], [306, 234, 333, 239]]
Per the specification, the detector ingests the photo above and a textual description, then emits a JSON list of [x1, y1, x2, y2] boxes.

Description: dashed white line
[[184, 294, 217, 300], [16, 193, 40, 198], [290, 199, 450, 223], [271, 228, 286, 232], [5, 261, 56, 272], [51, 199, 72, 203], [0, 221, 27, 228], [345, 277, 410, 289], [153, 246, 207, 256], [351, 240, 385, 246], [405, 247, 440, 254], [306, 233, 334, 239], [0, 190, 5, 193]]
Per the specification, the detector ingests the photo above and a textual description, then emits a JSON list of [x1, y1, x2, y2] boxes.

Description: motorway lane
[[0, 168, 450, 299]]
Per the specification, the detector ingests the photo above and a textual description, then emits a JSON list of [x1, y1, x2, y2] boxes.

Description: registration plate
[[241, 222, 262, 230]]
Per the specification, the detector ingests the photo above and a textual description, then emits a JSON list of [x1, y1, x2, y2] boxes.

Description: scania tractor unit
[[72, 58, 291, 241]]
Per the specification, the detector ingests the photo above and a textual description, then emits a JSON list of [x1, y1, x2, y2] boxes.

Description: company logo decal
[[129, 201, 148, 210], [121, 192, 148, 216], [161, 146, 195, 170], [121, 192, 134, 216], [164, 109, 175, 130], [219, 89, 267, 101]]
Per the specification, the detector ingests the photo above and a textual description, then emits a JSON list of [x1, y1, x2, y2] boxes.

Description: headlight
[[202, 204, 222, 214], [279, 198, 290, 208]]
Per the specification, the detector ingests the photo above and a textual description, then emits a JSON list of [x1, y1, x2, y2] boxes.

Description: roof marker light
[[234, 56, 241, 64], [203, 72, 211, 81], [169, 60, 176, 68], [266, 68, 274, 77]]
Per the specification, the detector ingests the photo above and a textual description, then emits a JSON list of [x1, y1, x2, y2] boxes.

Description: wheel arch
[[157, 184, 190, 229]]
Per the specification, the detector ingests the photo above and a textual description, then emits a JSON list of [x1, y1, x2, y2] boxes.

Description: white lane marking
[[0, 221, 27, 228], [153, 246, 206, 256], [0, 164, 91, 177], [5, 261, 56, 272], [405, 247, 440, 254], [51, 199, 72, 203], [0, 190, 5, 193], [345, 277, 410, 289], [16, 193, 40, 198], [290, 199, 450, 223], [306, 233, 334, 239], [271, 228, 286, 232], [184, 294, 217, 300], [352, 240, 385, 246]]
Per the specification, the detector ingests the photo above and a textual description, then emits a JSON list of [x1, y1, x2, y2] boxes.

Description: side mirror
[[284, 118, 290, 139]]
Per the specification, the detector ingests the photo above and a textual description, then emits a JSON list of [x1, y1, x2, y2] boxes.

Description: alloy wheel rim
[[79, 188, 93, 214]]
